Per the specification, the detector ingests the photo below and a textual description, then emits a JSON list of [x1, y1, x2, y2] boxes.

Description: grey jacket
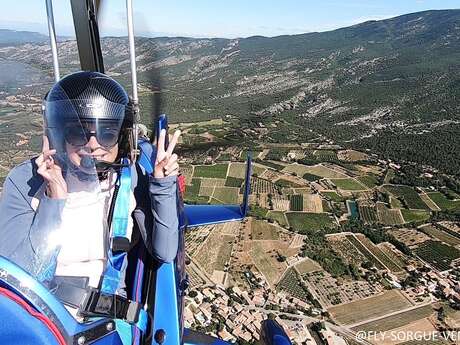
[[0, 157, 179, 279]]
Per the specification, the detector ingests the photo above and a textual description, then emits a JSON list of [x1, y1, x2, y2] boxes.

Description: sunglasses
[[64, 123, 120, 148]]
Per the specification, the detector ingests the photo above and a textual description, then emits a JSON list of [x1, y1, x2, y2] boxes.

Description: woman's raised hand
[[154, 129, 181, 179], [36, 136, 67, 199]]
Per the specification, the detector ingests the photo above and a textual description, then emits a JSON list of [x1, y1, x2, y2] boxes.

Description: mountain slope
[[0, 9, 459, 175]]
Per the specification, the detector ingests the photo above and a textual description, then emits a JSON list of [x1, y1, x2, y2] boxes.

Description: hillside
[[0, 9, 459, 176]]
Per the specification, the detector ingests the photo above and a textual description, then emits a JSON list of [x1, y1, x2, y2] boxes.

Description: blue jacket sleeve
[[0, 168, 65, 275], [149, 175, 179, 263]]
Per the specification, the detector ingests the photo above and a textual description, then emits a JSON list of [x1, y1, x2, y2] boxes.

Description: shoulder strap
[[100, 158, 132, 295]]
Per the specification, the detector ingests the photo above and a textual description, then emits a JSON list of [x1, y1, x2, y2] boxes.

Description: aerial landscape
[[0, 7, 460, 345]]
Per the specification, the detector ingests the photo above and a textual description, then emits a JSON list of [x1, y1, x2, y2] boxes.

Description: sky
[[1, 0, 459, 38]]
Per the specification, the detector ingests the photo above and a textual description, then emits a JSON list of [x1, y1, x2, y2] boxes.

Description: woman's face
[[64, 120, 120, 168]]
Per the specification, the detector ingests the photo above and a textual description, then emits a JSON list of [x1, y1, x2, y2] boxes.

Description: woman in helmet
[[0, 71, 181, 298]]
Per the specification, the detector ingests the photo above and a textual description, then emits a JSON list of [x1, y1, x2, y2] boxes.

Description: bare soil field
[[228, 162, 248, 178], [295, 258, 322, 274], [354, 304, 434, 333], [221, 221, 241, 236], [250, 241, 288, 287], [200, 178, 226, 187], [303, 193, 323, 213], [289, 233, 306, 248], [251, 219, 280, 240], [181, 165, 194, 185], [283, 163, 349, 178], [388, 228, 431, 248], [337, 150, 369, 162], [212, 186, 239, 204], [260, 169, 282, 181], [328, 290, 413, 325]]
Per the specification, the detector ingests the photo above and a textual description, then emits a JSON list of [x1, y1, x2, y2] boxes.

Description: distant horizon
[[2, 8, 460, 42], [2, 1, 459, 39]]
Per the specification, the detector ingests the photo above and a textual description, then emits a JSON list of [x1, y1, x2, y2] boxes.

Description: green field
[[330, 178, 367, 190], [357, 175, 380, 188], [184, 178, 209, 204], [303, 173, 322, 182], [427, 192, 460, 211], [225, 176, 244, 187], [420, 225, 460, 247], [286, 212, 335, 233], [266, 211, 288, 227], [212, 187, 239, 204], [415, 240, 460, 271], [289, 194, 303, 211], [276, 179, 302, 188], [401, 209, 431, 223], [314, 150, 338, 162], [321, 191, 344, 202], [383, 185, 430, 210], [249, 205, 269, 218], [194, 164, 228, 178]]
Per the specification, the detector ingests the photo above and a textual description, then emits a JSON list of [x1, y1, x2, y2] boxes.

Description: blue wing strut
[[184, 154, 252, 228]]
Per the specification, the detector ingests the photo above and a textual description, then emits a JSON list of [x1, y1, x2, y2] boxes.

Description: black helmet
[[43, 71, 134, 173]]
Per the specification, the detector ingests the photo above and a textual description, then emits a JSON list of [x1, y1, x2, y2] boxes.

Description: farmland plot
[[194, 164, 228, 179], [251, 177, 276, 194], [328, 290, 412, 325], [304, 270, 383, 309], [388, 228, 431, 248], [295, 258, 322, 274], [346, 235, 385, 269], [286, 212, 336, 233], [266, 211, 288, 227], [330, 178, 367, 191], [356, 234, 403, 273], [354, 304, 434, 332], [401, 209, 430, 223], [383, 185, 430, 210], [303, 193, 323, 213], [419, 225, 460, 247], [277, 268, 312, 303], [414, 240, 460, 271], [213, 187, 239, 204], [289, 194, 303, 211], [327, 235, 367, 267], [251, 219, 280, 240], [359, 204, 378, 224], [284, 164, 348, 179], [427, 192, 460, 211], [251, 242, 287, 287], [376, 202, 404, 225]]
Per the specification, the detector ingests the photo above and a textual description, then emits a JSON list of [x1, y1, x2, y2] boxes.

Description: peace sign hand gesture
[[154, 129, 181, 179]]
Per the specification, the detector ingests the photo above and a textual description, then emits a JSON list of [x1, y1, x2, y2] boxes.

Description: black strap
[[51, 278, 142, 324], [79, 288, 142, 323]]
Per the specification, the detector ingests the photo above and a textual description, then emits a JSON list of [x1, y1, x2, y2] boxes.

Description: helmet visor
[[44, 96, 127, 146]]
